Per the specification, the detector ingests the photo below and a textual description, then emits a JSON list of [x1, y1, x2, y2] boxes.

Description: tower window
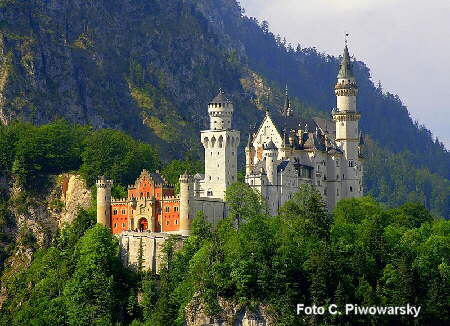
[[122, 209, 126, 214], [350, 186, 353, 192], [174, 206, 179, 212], [165, 207, 170, 212], [113, 210, 118, 215]]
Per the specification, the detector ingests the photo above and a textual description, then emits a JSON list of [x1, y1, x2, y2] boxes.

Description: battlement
[[96, 176, 113, 188], [162, 195, 180, 201], [111, 197, 129, 203]]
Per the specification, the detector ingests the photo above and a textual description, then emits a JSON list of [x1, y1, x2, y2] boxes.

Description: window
[[114, 223, 117, 228], [207, 190, 213, 196], [165, 207, 170, 212], [175, 220, 178, 225], [348, 160, 354, 167], [121, 209, 126, 215], [350, 186, 353, 192], [336, 174, 339, 180], [336, 160, 340, 167], [174, 206, 179, 212], [166, 221, 170, 225], [337, 188, 340, 196], [113, 209, 118, 215], [122, 223, 125, 228]]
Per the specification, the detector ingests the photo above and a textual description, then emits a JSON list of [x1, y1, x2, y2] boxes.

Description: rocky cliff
[[185, 296, 272, 326]]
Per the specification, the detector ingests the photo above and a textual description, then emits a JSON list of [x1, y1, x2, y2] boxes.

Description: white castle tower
[[332, 44, 363, 198], [200, 90, 240, 200], [96, 176, 113, 227]]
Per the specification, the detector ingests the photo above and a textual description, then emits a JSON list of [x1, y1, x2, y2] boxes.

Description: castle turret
[[179, 172, 191, 235], [245, 134, 255, 176], [332, 42, 363, 198], [264, 140, 278, 184], [201, 89, 240, 200], [96, 176, 113, 228], [208, 89, 233, 130]]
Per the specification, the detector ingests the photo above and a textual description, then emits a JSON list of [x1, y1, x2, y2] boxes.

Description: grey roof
[[268, 114, 342, 153], [277, 160, 290, 173], [265, 140, 277, 150], [149, 172, 166, 185], [337, 45, 354, 79], [210, 89, 231, 103]]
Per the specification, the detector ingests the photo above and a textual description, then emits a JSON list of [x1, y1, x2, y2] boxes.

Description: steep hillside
[[0, 0, 448, 216]]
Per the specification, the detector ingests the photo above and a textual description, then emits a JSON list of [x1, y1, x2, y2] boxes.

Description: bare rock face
[[185, 296, 272, 326], [56, 174, 92, 227]]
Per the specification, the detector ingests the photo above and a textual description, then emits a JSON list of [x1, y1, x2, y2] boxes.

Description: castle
[[96, 44, 363, 270]]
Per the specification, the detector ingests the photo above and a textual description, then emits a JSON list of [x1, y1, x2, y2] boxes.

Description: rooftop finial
[[345, 32, 349, 47]]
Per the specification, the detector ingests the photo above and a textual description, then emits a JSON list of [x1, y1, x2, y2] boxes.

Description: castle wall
[[119, 231, 185, 273], [189, 198, 227, 226]]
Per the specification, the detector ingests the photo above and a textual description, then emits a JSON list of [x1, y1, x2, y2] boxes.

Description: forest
[[0, 182, 448, 325], [0, 120, 448, 325]]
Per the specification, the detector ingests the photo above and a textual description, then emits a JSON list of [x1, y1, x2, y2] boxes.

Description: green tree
[[63, 225, 121, 326], [225, 182, 266, 230], [80, 129, 160, 187]]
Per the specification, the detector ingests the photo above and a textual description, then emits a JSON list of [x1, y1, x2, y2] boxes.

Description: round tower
[[208, 89, 234, 130], [96, 176, 113, 228], [264, 140, 278, 184], [179, 172, 191, 235], [332, 44, 361, 161], [331, 41, 363, 199], [245, 134, 255, 176], [202, 89, 240, 200]]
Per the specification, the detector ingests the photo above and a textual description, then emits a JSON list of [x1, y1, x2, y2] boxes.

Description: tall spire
[[338, 43, 354, 79], [283, 85, 289, 117], [283, 84, 293, 117]]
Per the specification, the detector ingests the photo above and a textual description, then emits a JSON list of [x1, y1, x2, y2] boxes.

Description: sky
[[240, 0, 450, 148]]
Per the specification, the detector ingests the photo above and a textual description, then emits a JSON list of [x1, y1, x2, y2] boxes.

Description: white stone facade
[[245, 45, 364, 215], [179, 90, 240, 231]]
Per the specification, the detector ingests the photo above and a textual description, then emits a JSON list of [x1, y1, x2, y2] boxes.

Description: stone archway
[[138, 217, 148, 232]]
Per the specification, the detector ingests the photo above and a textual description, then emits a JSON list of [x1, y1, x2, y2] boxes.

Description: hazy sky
[[240, 0, 450, 148]]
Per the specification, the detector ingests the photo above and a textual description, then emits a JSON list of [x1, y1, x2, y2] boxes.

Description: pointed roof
[[359, 132, 365, 145], [337, 45, 354, 79], [283, 85, 290, 115], [264, 140, 277, 150], [210, 89, 231, 104], [246, 133, 252, 148]]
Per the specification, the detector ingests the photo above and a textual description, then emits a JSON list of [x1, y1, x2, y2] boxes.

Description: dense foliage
[[0, 121, 160, 189], [0, 0, 447, 217], [1, 184, 447, 325]]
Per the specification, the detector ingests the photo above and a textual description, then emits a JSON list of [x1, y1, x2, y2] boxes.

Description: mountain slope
[[0, 0, 448, 216]]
